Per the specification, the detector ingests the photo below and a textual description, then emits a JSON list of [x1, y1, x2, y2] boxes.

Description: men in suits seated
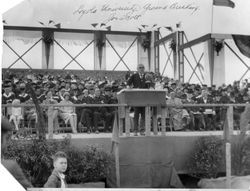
[[195, 90, 216, 130], [92, 88, 105, 134], [78, 88, 94, 133], [127, 64, 147, 136], [102, 85, 118, 132]]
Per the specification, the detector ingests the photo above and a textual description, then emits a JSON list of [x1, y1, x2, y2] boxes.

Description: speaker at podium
[[117, 89, 166, 136]]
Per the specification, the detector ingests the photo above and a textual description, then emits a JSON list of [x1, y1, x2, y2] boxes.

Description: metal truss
[[54, 39, 94, 70], [183, 32, 204, 84], [105, 36, 138, 71], [159, 33, 174, 76], [3, 38, 42, 69], [224, 42, 250, 81]]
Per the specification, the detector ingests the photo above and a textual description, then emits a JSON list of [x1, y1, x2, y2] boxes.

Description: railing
[[1, 103, 247, 138], [2, 103, 249, 189]]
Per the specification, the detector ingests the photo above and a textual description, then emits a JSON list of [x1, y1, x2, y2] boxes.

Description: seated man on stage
[[127, 64, 147, 136], [102, 85, 118, 132]]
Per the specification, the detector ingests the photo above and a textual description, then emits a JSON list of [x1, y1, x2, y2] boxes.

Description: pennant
[[38, 21, 44, 26], [165, 26, 173, 32], [233, 35, 250, 58], [91, 23, 98, 28], [138, 28, 142, 32], [3, 20, 7, 24], [152, 24, 157, 28], [54, 23, 61, 28], [48, 20, 54, 24], [141, 25, 148, 28], [157, 27, 161, 31], [213, 0, 235, 8], [176, 22, 181, 28], [100, 23, 106, 27], [106, 26, 111, 31]]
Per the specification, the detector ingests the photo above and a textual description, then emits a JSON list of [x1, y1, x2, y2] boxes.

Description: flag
[[141, 25, 148, 28], [165, 26, 173, 32], [176, 22, 181, 28], [38, 21, 44, 26], [152, 24, 157, 28], [233, 35, 250, 59], [91, 23, 98, 28], [138, 28, 142, 32], [100, 23, 106, 27], [213, 0, 235, 8], [111, 112, 119, 154], [106, 26, 111, 31], [48, 20, 54, 24], [54, 23, 61, 29]]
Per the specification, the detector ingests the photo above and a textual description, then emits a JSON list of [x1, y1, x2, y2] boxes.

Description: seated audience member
[[2, 85, 15, 117], [18, 83, 30, 103], [44, 151, 68, 188], [196, 90, 216, 130], [103, 85, 118, 132], [58, 88, 66, 102], [25, 99, 38, 128], [2, 85, 15, 104], [166, 91, 184, 131], [35, 86, 46, 103], [9, 99, 23, 130], [43, 91, 59, 133], [92, 88, 105, 134], [79, 89, 94, 133], [58, 92, 77, 133], [1, 116, 33, 189]]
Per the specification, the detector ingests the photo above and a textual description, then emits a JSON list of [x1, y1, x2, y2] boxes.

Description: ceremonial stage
[[48, 130, 246, 174]]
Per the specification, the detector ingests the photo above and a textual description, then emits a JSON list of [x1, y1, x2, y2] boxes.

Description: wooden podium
[[117, 89, 166, 136]]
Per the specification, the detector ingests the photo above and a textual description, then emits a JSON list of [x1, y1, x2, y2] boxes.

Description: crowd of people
[[2, 68, 250, 133]]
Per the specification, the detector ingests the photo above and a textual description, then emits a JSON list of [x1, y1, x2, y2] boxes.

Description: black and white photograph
[[1, 0, 250, 190]]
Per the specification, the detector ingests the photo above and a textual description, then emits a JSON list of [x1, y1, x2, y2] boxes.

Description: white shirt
[[58, 172, 66, 188]]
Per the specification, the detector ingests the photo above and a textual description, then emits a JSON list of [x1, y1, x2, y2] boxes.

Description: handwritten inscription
[[73, 1, 200, 23]]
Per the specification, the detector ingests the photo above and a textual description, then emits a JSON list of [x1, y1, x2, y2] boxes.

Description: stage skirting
[[107, 136, 184, 188], [55, 131, 229, 174]]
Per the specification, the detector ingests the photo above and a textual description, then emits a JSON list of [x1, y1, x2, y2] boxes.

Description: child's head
[[52, 151, 67, 173]]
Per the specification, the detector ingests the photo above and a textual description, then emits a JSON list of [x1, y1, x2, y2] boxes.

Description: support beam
[[153, 31, 160, 73], [137, 34, 150, 71], [178, 31, 184, 82], [179, 34, 211, 51], [173, 32, 178, 80], [4, 25, 146, 36], [154, 33, 175, 47], [94, 31, 106, 70], [42, 30, 54, 69], [204, 38, 225, 86]]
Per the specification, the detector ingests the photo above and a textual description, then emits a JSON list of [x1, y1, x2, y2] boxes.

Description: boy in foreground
[[44, 151, 68, 188]]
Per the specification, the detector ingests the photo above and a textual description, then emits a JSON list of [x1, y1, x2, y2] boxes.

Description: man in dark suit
[[196, 90, 216, 130], [127, 64, 147, 136]]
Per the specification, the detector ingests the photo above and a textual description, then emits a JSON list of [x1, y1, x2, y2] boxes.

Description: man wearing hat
[[1, 116, 32, 189]]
